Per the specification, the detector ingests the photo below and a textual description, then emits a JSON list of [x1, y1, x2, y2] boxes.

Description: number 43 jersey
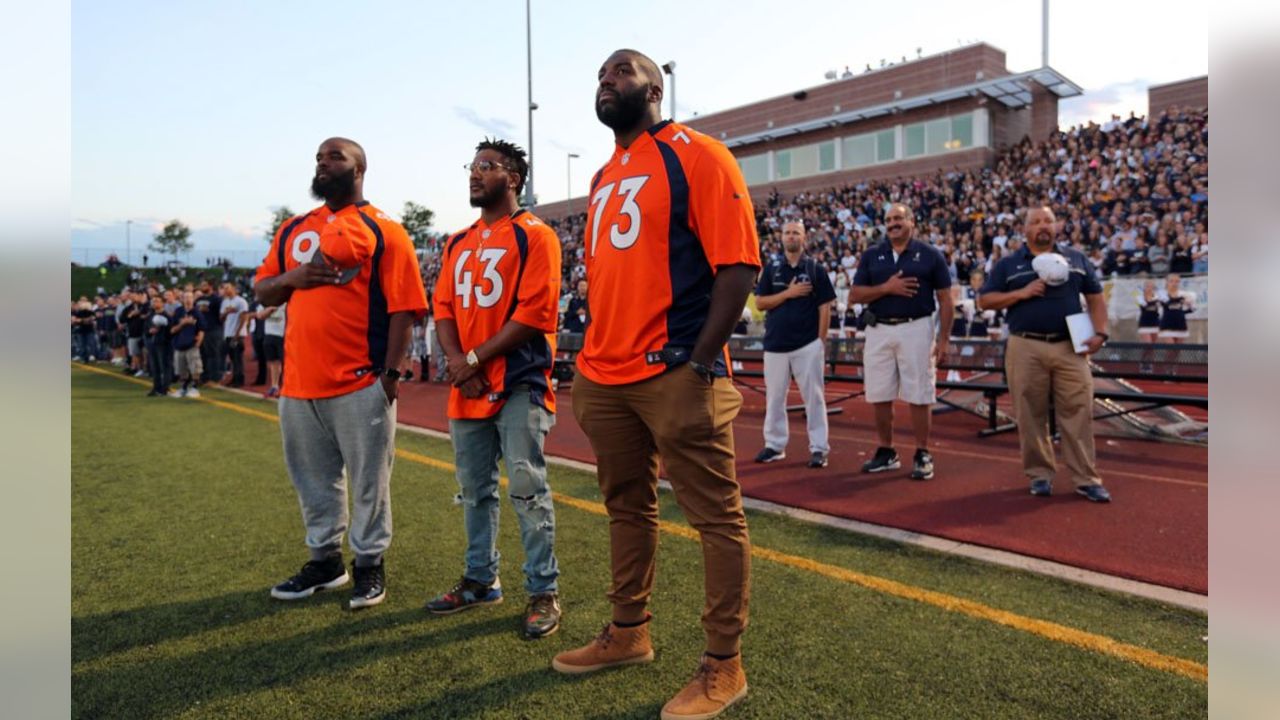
[[577, 120, 761, 386], [434, 210, 563, 420]]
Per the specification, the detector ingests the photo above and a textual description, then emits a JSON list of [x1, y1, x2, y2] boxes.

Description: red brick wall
[[1148, 76, 1208, 115], [1029, 83, 1059, 142], [684, 44, 1009, 142]]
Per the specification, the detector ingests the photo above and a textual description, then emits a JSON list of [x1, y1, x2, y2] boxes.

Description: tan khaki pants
[[1004, 336, 1102, 487], [572, 365, 750, 655]]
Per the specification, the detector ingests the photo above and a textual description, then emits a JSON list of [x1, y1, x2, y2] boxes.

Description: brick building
[[535, 43, 1080, 221], [1148, 76, 1207, 117]]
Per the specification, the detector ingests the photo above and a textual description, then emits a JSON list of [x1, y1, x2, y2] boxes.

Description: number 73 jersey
[[434, 210, 562, 420], [577, 120, 762, 386]]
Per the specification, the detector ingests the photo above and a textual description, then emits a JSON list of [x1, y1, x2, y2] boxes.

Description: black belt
[[1011, 330, 1069, 343], [877, 316, 926, 326]]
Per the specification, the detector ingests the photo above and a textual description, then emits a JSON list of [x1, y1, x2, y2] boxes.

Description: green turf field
[[71, 366, 1207, 719]]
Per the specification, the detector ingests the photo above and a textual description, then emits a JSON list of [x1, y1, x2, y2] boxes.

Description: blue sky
[[71, 0, 1207, 265]]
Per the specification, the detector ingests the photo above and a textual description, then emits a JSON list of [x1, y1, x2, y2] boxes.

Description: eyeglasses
[[464, 160, 511, 173]]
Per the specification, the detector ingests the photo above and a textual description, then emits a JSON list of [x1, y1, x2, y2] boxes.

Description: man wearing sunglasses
[[255, 137, 428, 610], [426, 139, 564, 639]]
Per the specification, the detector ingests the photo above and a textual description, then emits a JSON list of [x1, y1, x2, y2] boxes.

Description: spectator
[[752, 221, 835, 468], [1169, 234, 1194, 275], [170, 291, 206, 397], [122, 290, 149, 376], [1192, 233, 1209, 274], [1158, 274, 1195, 343], [261, 302, 286, 397], [144, 295, 174, 397], [196, 281, 223, 384], [219, 282, 250, 387], [71, 299, 98, 362], [1147, 234, 1170, 276], [978, 206, 1112, 503], [849, 203, 952, 481], [562, 279, 589, 334], [249, 296, 269, 386]]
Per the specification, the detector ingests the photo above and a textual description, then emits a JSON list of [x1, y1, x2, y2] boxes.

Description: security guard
[[849, 203, 953, 480], [978, 205, 1112, 503]]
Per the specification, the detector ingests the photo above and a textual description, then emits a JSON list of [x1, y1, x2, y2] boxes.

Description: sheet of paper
[[1066, 312, 1095, 353]]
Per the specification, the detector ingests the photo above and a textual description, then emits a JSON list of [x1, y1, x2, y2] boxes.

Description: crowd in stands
[[448, 106, 1206, 335]]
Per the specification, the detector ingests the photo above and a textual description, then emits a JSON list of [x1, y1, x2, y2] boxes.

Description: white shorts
[[863, 316, 936, 405]]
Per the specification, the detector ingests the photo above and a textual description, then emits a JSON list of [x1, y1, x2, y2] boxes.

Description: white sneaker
[[134, 370, 146, 377], [186, 388, 201, 398], [167, 389, 183, 398]]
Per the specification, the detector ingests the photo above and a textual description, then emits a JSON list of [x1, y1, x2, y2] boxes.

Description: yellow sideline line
[[72, 363, 1208, 683]]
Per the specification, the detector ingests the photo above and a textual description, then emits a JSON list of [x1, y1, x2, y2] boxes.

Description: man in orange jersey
[[550, 49, 760, 720], [424, 139, 565, 639], [255, 137, 428, 610]]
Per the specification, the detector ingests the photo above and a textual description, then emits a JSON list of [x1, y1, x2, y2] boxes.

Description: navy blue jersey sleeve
[[1080, 256, 1103, 295], [814, 266, 837, 304], [754, 263, 774, 297], [980, 258, 1007, 295], [931, 248, 952, 289], [852, 256, 871, 287]]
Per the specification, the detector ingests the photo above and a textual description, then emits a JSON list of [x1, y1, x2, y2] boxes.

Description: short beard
[[310, 167, 357, 203], [596, 83, 652, 131], [469, 183, 509, 209]]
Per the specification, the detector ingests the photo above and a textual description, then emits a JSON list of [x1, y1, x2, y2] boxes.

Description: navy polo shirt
[[851, 239, 951, 319], [755, 255, 837, 353], [170, 306, 207, 351], [980, 244, 1102, 335]]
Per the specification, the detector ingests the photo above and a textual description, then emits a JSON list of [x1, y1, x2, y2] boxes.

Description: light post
[[661, 61, 676, 121], [525, 0, 536, 207], [566, 152, 579, 212], [125, 219, 132, 265]]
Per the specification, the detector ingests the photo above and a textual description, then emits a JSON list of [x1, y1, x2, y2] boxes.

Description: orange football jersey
[[434, 210, 561, 419], [255, 201, 428, 399], [576, 120, 761, 385]]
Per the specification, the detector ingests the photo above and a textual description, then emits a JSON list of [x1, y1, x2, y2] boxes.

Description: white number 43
[[453, 248, 507, 309]]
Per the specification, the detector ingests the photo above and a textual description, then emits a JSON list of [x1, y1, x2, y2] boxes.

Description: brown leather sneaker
[[550, 619, 654, 674], [660, 654, 748, 720]]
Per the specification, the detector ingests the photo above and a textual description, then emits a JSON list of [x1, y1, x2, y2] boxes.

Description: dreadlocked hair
[[476, 137, 529, 196]]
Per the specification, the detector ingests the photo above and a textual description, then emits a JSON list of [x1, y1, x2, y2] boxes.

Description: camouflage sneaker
[[524, 592, 561, 639], [425, 576, 503, 615]]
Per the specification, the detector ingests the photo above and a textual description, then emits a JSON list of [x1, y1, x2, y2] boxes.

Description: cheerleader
[[1158, 274, 1195, 343], [1136, 280, 1161, 343]]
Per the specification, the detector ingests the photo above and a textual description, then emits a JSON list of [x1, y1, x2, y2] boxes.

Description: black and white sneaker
[[350, 562, 386, 609], [271, 557, 349, 600], [861, 447, 900, 473], [807, 452, 828, 468], [910, 449, 935, 480], [754, 447, 786, 463]]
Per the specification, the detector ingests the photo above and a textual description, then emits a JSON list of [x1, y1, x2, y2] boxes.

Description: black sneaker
[[910, 449, 935, 480], [807, 452, 828, 468], [524, 592, 562, 639], [350, 562, 386, 609], [754, 447, 786, 463], [861, 447, 900, 473], [425, 576, 503, 615], [271, 557, 350, 600]]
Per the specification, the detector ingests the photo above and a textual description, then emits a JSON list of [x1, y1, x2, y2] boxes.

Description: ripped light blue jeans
[[448, 386, 559, 594]]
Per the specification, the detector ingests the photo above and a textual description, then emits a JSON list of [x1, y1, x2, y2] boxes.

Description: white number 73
[[590, 175, 650, 256]]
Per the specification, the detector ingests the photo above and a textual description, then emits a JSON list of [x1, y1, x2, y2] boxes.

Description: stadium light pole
[[525, 0, 536, 207], [566, 152, 580, 211], [1042, 0, 1049, 66], [125, 219, 132, 266], [662, 61, 676, 121]]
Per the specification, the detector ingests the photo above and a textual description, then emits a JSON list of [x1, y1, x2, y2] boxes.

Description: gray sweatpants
[[279, 380, 396, 567]]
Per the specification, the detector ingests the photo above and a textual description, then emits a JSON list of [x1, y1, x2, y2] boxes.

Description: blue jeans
[[448, 387, 558, 594]]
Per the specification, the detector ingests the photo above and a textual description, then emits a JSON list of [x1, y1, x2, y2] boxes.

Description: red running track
[[240, 359, 1207, 594]]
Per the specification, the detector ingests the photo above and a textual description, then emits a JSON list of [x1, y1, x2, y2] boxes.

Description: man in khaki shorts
[[169, 291, 206, 398], [849, 203, 953, 480]]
